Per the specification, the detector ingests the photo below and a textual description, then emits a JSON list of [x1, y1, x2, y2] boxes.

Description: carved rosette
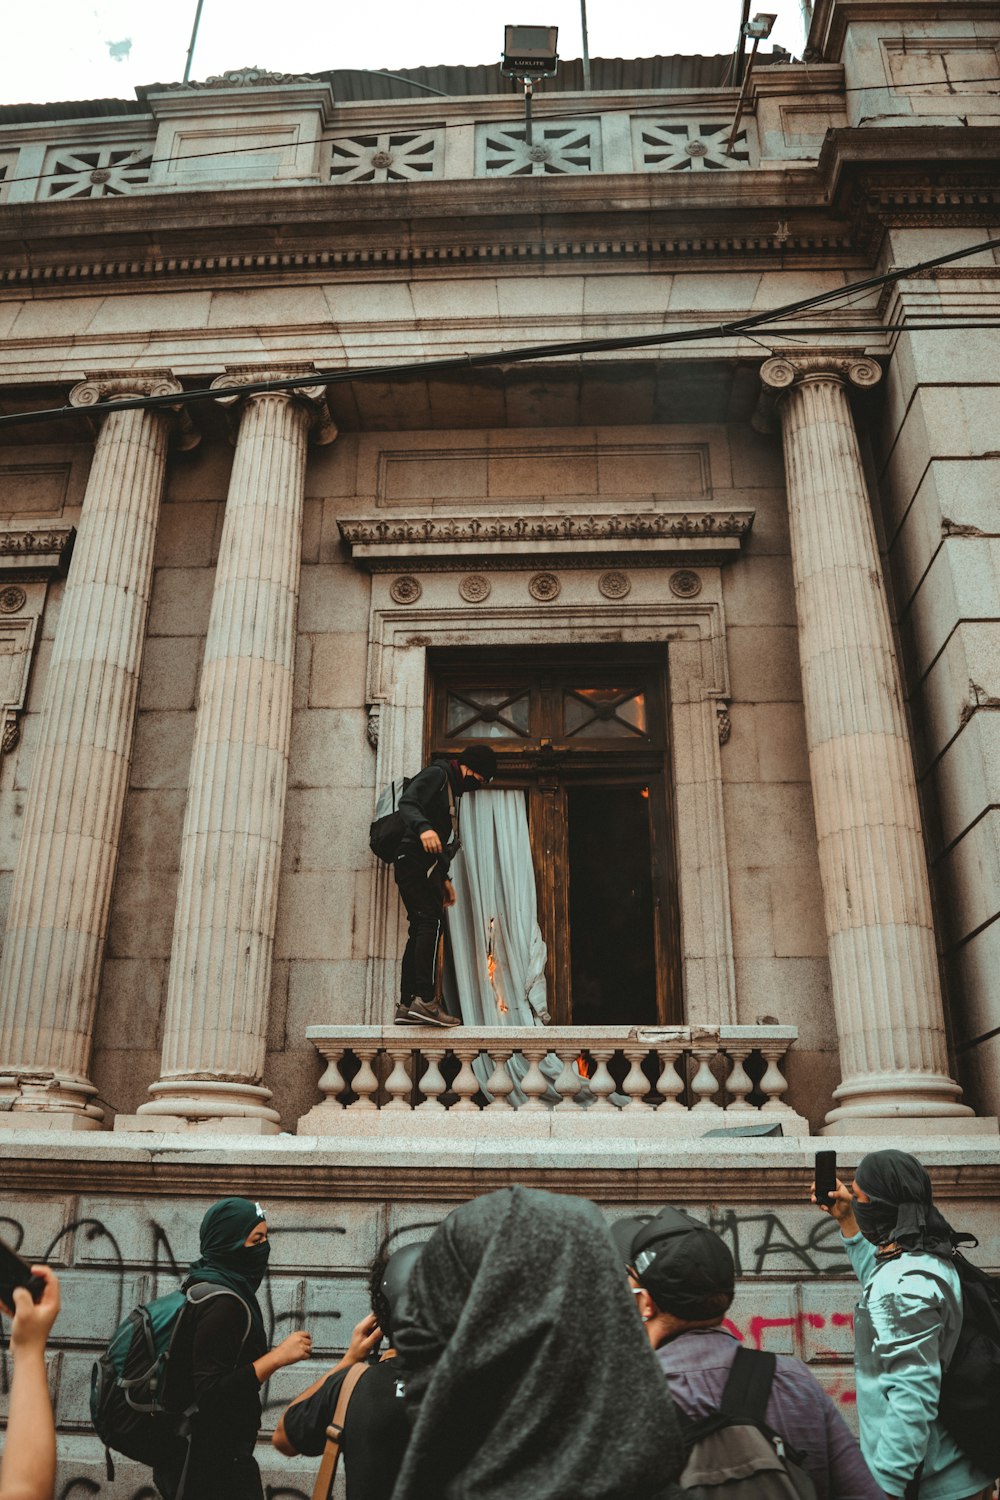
[[529, 572, 561, 602], [0, 585, 26, 613], [669, 570, 702, 599], [459, 574, 491, 603], [69, 370, 200, 450], [389, 575, 422, 605], [211, 367, 338, 446], [598, 570, 631, 599]]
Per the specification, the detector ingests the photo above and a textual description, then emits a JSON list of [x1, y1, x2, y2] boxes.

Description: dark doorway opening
[[567, 784, 658, 1026]]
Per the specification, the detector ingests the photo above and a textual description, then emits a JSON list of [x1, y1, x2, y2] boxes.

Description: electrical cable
[[0, 234, 998, 433], [1, 73, 999, 189]]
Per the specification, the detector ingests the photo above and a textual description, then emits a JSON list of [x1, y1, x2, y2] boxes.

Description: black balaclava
[[853, 1150, 957, 1258], [391, 1187, 684, 1500], [184, 1196, 269, 1345]]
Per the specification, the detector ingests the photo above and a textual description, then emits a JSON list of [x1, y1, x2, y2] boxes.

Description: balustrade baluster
[[416, 1047, 447, 1111], [351, 1046, 380, 1111], [484, 1049, 515, 1110], [654, 1047, 685, 1110], [554, 1050, 585, 1109], [450, 1046, 481, 1111], [518, 1046, 549, 1111], [759, 1044, 792, 1112], [690, 1046, 724, 1112], [383, 1045, 414, 1110], [620, 1046, 651, 1110], [587, 1049, 617, 1110], [724, 1046, 754, 1111], [316, 1048, 347, 1110]]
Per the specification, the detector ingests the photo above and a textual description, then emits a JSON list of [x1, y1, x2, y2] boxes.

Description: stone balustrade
[[299, 1025, 807, 1135]]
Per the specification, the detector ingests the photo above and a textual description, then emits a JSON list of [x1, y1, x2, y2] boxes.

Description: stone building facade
[[0, 1, 998, 1492]]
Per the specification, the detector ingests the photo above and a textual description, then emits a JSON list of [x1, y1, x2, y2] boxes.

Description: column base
[[821, 1115, 998, 1137], [0, 1071, 105, 1128], [132, 1076, 282, 1132], [114, 1113, 281, 1136]]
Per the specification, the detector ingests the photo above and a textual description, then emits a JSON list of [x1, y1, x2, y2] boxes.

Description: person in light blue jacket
[[814, 1148, 994, 1500]]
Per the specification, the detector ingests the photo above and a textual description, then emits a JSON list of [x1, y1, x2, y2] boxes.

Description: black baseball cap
[[459, 745, 497, 781], [623, 1206, 735, 1319]]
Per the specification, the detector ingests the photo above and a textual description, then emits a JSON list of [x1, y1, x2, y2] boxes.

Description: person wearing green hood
[[153, 1197, 312, 1500]]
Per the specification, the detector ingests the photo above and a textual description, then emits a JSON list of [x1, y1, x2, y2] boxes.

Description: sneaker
[[406, 998, 462, 1028], [393, 1001, 420, 1025]]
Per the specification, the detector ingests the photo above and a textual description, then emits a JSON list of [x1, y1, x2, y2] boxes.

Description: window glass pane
[[446, 689, 530, 738], [563, 688, 647, 737]]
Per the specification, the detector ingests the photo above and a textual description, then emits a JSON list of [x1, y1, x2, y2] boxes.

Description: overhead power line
[[0, 234, 998, 434]]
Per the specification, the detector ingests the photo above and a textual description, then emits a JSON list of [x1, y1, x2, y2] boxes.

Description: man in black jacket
[[393, 744, 497, 1027]]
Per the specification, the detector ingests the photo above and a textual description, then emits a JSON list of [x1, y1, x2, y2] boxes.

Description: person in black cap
[[272, 1239, 427, 1500], [614, 1207, 883, 1500], [392, 744, 497, 1027]]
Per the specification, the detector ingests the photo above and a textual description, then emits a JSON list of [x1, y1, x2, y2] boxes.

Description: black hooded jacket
[[397, 760, 462, 864]]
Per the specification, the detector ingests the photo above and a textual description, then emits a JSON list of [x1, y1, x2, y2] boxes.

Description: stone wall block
[[0, 385, 179, 1127]]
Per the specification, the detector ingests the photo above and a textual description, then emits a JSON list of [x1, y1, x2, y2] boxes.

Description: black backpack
[[938, 1247, 1000, 1477], [369, 777, 411, 863], [90, 1282, 251, 1490], [678, 1346, 818, 1499]]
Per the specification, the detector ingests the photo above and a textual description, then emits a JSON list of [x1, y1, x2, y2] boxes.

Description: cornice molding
[[808, 0, 1000, 63], [0, 128, 997, 289], [0, 523, 75, 578], [338, 510, 755, 569]]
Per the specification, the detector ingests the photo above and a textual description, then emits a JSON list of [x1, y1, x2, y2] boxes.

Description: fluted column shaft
[[0, 373, 190, 1127], [761, 354, 971, 1129], [137, 371, 334, 1129]]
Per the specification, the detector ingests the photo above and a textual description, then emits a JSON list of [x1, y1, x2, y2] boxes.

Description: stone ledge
[[1, 1132, 998, 1203]]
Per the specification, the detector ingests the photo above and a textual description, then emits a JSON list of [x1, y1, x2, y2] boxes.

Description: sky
[[0, 0, 808, 106]]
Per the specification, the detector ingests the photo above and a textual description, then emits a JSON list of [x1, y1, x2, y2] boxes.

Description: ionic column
[[0, 372, 196, 1128], [759, 354, 976, 1131], [132, 369, 335, 1132]]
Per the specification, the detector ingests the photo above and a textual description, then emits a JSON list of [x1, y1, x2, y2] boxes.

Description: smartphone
[[814, 1149, 838, 1205], [0, 1237, 45, 1311]]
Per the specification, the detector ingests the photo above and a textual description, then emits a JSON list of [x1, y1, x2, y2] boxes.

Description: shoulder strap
[[719, 1345, 776, 1426], [311, 1363, 368, 1500], [183, 1283, 253, 1356]]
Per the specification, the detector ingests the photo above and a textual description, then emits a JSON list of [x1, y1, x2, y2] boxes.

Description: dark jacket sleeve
[[282, 1369, 347, 1456], [398, 766, 448, 838], [189, 1294, 261, 1420]]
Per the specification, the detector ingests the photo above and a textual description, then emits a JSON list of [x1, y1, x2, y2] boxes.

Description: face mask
[[853, 1198, 898, 1247], [219, 1238, 271, 1290]]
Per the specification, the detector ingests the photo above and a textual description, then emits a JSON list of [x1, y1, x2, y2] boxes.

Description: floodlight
[[501, 24, 559, 78], [743, 12, 777, 38]]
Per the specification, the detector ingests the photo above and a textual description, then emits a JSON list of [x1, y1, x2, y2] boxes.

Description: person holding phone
[[0, 1254, 60, 1500], [813, 1149, 994, 1500]]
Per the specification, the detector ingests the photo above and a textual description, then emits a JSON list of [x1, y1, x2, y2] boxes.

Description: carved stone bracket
[[338, 510, 755, 569], [211, 367, 338, 446], [0, 525, 75, 580], [716, 700, 732, 745], [69, 370, 200, 451]]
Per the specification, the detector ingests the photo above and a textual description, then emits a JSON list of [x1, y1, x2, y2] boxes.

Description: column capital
[[211, 365, 338, 446], [754, 352, 882, 433], [69, 369, 200, 450]]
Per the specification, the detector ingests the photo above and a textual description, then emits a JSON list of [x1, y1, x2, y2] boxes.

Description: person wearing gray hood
[[391, 1187, 685, 1500]]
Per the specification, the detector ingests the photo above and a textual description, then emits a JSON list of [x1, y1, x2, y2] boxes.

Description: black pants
[[394, 855, 446, 1003]]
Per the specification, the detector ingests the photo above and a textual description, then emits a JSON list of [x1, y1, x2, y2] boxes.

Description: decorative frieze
[[339, 511, 755, 569]]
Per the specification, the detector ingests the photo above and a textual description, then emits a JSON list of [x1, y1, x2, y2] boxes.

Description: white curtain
[[445, 789, 549, 1026]]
